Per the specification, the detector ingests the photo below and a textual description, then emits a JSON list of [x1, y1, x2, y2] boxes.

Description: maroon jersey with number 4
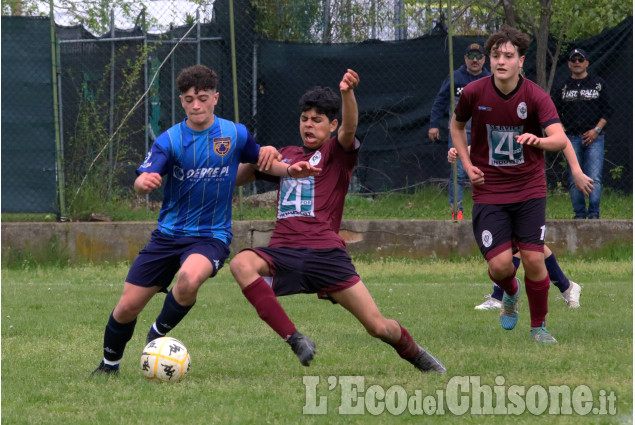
[[455, 76, 561, 204], [268, 136, 359, 249]]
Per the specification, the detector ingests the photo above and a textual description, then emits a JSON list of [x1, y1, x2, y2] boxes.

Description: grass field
[[1, 258, 632, 424]]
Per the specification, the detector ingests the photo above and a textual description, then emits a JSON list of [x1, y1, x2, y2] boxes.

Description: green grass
[[2, 258, 632, 424], [338, 186, 633, 220], [3, 186, 632, 222]]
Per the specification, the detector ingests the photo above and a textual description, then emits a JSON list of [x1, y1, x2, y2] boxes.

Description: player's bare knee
[[229, 253, 255, 279], [365, 321, 390, 339], [489, 262, 515, 280], [114, 301, 142, 322], [175, 271, 203, 299], [522, 256, 543, 271]]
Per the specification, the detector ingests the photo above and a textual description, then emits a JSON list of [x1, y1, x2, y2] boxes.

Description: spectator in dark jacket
[[428, 43, 491, 220], [553, 48, 613, 219]]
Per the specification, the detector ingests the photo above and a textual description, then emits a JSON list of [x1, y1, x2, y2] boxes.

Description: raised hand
[[339, 69, 359, 92]]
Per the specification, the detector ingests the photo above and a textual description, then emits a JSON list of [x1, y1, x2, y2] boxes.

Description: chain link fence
[[1, 0, 632, 218]]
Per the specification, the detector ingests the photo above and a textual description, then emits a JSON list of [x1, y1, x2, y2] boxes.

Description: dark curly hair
[[299, 86, 341, 121], [485, 25, 531, 57], [176, 65, 218, 94]]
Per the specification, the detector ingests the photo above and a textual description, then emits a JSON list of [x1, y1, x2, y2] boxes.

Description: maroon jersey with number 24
[[455, 76, 561, 204], [268, 136, 359, 250]]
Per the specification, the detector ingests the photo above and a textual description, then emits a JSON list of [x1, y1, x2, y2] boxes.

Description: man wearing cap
[[428, 43, 490, 220], [554, 48, 613, 219]]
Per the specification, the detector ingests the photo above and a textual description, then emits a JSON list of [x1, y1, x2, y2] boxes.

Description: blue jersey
[[138, 116, 260, 243]]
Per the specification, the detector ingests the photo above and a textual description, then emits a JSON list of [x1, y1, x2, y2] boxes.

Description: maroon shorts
[[472, 197, 546, 261], [243, 246, 361, 300]]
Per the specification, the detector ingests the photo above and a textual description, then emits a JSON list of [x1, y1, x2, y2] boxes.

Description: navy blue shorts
[[472, 197, 546, 261], [126, 229, 230, 291], [244, 246, 361, 301]]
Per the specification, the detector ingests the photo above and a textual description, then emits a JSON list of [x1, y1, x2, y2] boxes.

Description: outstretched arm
[[337, 69, 360, 151], [261, 160, 322, 179], [236, 146, 282, 186]]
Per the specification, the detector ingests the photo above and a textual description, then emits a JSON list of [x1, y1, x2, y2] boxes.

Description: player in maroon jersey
[[450, 26, 569, 343], [230, 69, 445, 373]]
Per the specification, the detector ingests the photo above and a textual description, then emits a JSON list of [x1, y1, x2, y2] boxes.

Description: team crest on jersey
[[173, 165, 185, 181], [213, 137, 231, 157], [309, 151, 322, 167], [482, 230, 493, 248], [516, 102, 527, 119]]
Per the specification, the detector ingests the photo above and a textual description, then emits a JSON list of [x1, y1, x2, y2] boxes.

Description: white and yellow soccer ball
[[140, 337, 191, 382]]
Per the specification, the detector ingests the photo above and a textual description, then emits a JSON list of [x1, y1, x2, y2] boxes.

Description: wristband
[[286, 165, 292, 177], [594, 127, 602, 134]]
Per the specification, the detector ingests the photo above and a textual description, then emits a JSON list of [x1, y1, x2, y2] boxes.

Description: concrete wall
[[2, 220, 632, 264]]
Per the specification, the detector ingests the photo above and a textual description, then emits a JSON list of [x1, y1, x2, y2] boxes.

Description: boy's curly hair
[[485, 25, 531, 57], [299, 86, 341, 121], [176, 65, 218, 94]]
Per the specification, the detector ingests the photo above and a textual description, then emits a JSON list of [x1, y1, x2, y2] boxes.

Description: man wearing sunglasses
[[428, 43, 490, 220], [554, 48, 613, 219]]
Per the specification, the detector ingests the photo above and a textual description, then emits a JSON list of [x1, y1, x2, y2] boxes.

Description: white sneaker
[[474, 295, 502, 310], [559, 281, 581, 308]]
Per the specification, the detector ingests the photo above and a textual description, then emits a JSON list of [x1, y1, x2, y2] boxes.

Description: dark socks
[[154, 289, 194, 335], [103, 311, 136, 362], [544, 253, 570, 293]]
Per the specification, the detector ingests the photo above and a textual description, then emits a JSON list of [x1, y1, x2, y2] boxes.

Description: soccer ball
[[140, 337, 191, 382]]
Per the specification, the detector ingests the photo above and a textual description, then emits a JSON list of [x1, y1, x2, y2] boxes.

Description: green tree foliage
[[64, 45, 151, 219], [496, 0, 632, 91], [2, 0, 137, 33], [252, 0, 322, 41], [1, 0, 213, 35]]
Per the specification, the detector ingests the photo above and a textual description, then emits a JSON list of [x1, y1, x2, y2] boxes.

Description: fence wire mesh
[[1, 0, 632, 219]]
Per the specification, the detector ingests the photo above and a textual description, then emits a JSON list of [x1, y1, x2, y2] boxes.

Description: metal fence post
[[228, 0, 244, 219], [322, 0, 331, 43], [50, 0, 66, 219], [109, 9, 115, 191], [142, 7, 149, 202], [447, 3, 458, 221], [197, 8, 201, 64]]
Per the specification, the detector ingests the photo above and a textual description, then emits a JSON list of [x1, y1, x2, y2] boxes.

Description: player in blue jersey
[[91, 65, 320, 375]]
